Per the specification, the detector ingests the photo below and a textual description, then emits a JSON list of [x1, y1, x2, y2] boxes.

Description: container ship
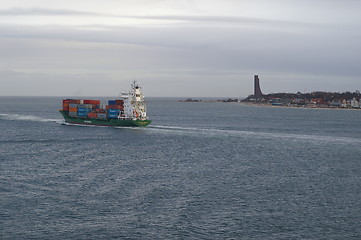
[[59, 81, 151, 127]]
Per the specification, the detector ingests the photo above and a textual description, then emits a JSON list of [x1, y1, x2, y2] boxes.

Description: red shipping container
[[115, 100, 124, 105], [84, 100, 94, 104], [83, 100, 101, 105], [106, 105, 124, 110], [87, 113, 98, 118], [68, 99, 81, 104]]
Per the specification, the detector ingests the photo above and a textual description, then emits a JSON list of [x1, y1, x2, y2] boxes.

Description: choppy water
[[1, 97, 361, 239]]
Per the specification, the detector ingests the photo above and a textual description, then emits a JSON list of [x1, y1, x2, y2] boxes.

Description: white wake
[[148, 125, 361, 145], [0, 113, 62, 123]]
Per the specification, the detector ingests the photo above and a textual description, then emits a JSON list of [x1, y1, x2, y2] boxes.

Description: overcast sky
[[0, 0, 360, 97]]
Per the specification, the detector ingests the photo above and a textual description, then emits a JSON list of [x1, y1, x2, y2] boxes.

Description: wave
[[1, 114, 359, 145], [148, 125, 361, 145], [0, 113, 62, 123], [61, 122, 138, 129]]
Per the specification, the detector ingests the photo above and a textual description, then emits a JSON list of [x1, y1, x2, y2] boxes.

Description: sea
[[1, 96, 361, 240]]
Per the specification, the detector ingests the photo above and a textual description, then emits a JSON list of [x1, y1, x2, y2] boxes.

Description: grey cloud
[[0, 7, 308, 27], [0, 8, 99, 16], [123, 15, 295, 26], [0, 21, 314, 49], [0, 2, 360, 97], [0, 22, 360, 79]]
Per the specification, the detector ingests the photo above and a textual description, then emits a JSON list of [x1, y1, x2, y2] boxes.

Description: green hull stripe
[[59, 111, 151, 127]]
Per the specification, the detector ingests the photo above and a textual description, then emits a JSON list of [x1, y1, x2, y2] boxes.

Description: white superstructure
[[121, 81, 148, 120]]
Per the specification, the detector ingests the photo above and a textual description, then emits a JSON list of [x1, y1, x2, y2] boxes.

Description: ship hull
[[60, 111, 151, 127]]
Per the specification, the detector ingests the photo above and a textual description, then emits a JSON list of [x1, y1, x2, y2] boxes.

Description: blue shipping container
[[77, 112, 87, 117], [108, 112, 119, 115], [98, 113, 107, 119], [108, 109, 120, 114], [78, 107, 92, 112], [108, 100, 116, 105]]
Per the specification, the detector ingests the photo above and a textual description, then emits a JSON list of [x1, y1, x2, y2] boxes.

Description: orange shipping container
[[69, 107, 77, 112]]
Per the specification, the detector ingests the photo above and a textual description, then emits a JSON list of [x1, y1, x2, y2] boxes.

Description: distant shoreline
[[238, 102, 361, 110], [177, 99, 361, 110]]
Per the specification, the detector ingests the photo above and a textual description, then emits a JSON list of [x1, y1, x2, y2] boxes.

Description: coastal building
[[351, 98, 360, 108], [329, 101, 341, 107], [341, 99, 348, 108], [310, 98, 324, 104], [243, 76, 360, 109]]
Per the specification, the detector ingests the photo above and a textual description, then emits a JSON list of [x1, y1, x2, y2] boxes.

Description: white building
[[341, 99, 348, 108], [350, 98, 360, 108]]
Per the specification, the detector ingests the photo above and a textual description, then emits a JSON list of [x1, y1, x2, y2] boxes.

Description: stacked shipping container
[[107, 100, 124, 119], [62, 99, 125, 119]]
